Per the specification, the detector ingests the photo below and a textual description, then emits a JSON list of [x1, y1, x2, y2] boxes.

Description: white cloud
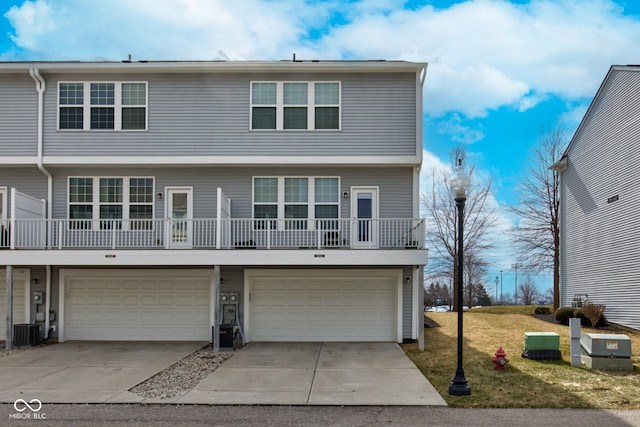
[[4, 0, 639, 119], [435, 113, 484, 144], [315, 0, 640, 116]]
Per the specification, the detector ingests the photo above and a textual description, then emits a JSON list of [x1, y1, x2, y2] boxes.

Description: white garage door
[[0, 268, 29, 341], [61, 269, 211, 341], [248, 270, 399, 342]]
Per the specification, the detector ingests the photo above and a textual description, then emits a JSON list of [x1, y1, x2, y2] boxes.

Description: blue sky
[[2, 0, 640, 297]]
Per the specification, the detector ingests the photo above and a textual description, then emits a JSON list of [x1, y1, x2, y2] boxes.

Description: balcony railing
[[1, 218, 425, 250]]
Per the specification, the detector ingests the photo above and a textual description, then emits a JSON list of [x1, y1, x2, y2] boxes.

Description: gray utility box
[[580, 333, 633, 371]]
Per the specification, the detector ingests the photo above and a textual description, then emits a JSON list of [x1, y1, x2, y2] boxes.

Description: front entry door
[[166, 187, 193, 248], [351, 187, 379, 248]]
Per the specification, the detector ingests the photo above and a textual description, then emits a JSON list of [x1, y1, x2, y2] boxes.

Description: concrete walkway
[[178, 342, 447, 406]]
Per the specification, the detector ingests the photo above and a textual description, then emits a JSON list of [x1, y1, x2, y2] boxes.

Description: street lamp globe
[[450, 158, 470, 199]]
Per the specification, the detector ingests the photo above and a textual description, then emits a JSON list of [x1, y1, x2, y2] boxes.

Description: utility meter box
[[524, 332, 560, 350], [522, 332, 561, 360], [580, 333, 633, 370]]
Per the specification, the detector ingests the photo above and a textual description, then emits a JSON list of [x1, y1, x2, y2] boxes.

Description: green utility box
[[524, 332, 560, 350], [580, 333, 633, 371], [522, 332, 561, 360]]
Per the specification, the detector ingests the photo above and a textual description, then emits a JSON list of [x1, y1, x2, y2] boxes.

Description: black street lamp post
[[448, 158, 471, 396]]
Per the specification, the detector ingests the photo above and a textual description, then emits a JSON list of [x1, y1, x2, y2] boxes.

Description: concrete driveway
[[179, 342, 447, 406], [0, 341, 205, 404], [0, 341, 446, 406]]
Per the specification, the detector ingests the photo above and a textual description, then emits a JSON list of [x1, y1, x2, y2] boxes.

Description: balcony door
[[166, 187, 193, 248], [351, 187, 378, 248]]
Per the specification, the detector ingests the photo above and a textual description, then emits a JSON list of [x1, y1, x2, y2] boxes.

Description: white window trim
[[250, 81, 341, 131], [57, 81, 148, 131], [252, 176, 340, 230], [67, 176, 155, 230]]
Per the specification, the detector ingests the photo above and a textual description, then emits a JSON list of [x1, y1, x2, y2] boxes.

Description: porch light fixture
[[448, 158, 471, 396], [342, 191, 349, 199]]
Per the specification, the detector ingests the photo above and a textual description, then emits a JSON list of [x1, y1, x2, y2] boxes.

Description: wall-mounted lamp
[[32, 277, 40, 285], [404, 275, 412, 284], [343, 191, 349, 199], [156, 192, 164, 200]]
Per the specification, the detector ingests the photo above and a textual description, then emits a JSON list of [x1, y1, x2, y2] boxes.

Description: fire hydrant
[[492, 347, 509, 370]]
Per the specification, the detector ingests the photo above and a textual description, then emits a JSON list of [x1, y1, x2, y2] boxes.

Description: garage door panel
[[64, 270, 211, 341], [250, 271, 398, 342]]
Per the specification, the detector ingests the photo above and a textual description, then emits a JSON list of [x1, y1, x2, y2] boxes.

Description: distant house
[[554, 65, 640, 331], [1, 59, 429, 344]]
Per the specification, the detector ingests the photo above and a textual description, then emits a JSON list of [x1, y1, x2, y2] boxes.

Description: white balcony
[[1, 218, 425, 250]]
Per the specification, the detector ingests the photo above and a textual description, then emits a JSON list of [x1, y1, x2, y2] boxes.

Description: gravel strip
[[129, 346, 234, 400], [0, 343, 47, 358]]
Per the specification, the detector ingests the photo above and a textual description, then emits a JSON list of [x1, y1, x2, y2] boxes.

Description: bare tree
[[509, 126, 566, 310], [464, 250, 489, 307], [423, 146, 497, 311], [518, 275, 540, 305]]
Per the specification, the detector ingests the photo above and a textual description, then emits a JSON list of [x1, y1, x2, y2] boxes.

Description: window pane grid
[[315, 107, 339, 130], [91, 107, 114, 129], [122, 108, 146, 130], [69, 178, 93, 203], [90, 83, 114, 105], [122, 83, 146, 105], [69, 205, 92, 219], [129, 178, 153, 203], [284, 83, 308, 105], [285, 178, 308, 203], [60, 107, 84, 129], [59, 83, 84, 105], [254, 178, 278, 203], [99, 178, 123, 203], [315, 178, 338, 202], [252, 107, 276, 129], [284, 107, 307, 129], [252, 83, 276, 104], [315, 83, 339, 105]]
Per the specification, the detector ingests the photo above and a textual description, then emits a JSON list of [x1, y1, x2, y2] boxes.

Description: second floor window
[[251, 82, 340, 130], [253, 176, 340, 230], [68, 177, 154, 230], [59, 82, 147, 131]]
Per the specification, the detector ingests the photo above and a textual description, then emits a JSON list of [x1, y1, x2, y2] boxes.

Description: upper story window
[[59, 82, 147, 131], [251, 82, 340, 131], [68, 176, 154, 230]]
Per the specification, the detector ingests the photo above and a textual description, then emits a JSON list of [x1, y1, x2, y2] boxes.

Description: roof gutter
[[29, 67, 53, 340]]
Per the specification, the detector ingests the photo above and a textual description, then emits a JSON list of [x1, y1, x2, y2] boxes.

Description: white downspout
[[29, 67, 53, 340]]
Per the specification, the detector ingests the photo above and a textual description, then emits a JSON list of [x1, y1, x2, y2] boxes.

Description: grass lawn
[[402, 306, 640, 408]]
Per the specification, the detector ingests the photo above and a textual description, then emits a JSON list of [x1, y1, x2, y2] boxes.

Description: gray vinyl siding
[[48, 166, 415, 219], [40, 72, 417, 157], [560, 67, 640, 330], [0, 167, 48, 204], [0, 74, 38, 156]]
